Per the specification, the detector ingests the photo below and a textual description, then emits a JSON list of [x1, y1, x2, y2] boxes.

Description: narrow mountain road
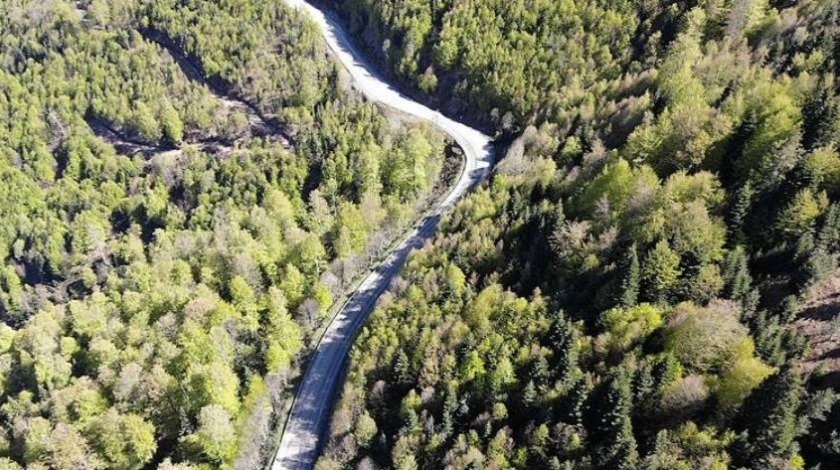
[[272, 1, 495, 469]]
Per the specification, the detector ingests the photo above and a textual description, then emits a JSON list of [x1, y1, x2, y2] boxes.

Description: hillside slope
[[319, 1, 840, 468], [0, 0, 454, 468]]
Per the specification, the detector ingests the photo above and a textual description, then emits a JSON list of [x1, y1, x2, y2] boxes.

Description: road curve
[[272, 1, 495, 469]]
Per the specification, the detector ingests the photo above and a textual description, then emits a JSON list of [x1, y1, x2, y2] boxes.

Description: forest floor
[[795, 269, 840, 385], [85, 114, 239, 159]]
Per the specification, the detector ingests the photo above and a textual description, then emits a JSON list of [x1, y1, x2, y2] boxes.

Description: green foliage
[[0, 0, 448, 468], [145, 0, 334, 118], [716, 356, 774, 409], [132, 102, 163, 143], [641, 241, 681, 303], [662, 301, 751, 373], [87, 409, 157, 470], [722, 246, 752, 301], [732, 366, 805, 467], [597, 304, 663, 357], [331, 0, 646, 129], [618, 244, 640, 308], [589, 370, 639, 470], [628, 23, 733, 172], [182, 405, 237, 463], [776, 189, 828, 237], [643, 423, 731, 470], [160, 100, 185, 144], [3, 0, 840, 467]]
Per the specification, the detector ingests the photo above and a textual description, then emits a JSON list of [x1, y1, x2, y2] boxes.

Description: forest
[[318, 0, 840, 469], [3, 0, 840, 468], [0, 0, 450, 468]]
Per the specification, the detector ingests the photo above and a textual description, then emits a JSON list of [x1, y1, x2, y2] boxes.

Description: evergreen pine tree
[[632, 361, 655, 407], [548, 313, 579, 384], [564, 375, 590, 427], [729, 182, 754, 244], [817, 203, 840, 251], [722, 246, 752, 301], [617, 244, 640, 309], [439, 385, 457, 439], [802, 78, 840, 151], [732, 365, 804, 468], [587, 370, 639, 470], [532, 355, 551, 386], [523, 380, 538, 410], [394, 350, 413, 387]]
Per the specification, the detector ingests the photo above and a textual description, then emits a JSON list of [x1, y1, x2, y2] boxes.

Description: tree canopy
[[319, 0, 840, 468], [0, 0, 449, 467]]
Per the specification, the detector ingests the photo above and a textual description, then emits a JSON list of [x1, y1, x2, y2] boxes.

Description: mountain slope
[[318, 1, 840, 468]]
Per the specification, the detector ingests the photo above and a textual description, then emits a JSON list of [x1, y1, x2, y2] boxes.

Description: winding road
[[272, 1, 495, 468]]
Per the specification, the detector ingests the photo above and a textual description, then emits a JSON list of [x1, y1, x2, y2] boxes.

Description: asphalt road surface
[[272, 1, 496, 468]]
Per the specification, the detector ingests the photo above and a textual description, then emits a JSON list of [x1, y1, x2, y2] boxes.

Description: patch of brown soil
[[795, 269, 840, 385]]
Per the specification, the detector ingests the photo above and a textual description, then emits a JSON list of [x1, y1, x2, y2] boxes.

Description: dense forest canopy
[[319, 0, 840, 469], [0, 0, 450, 468], [3, 0, 840, 468]]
